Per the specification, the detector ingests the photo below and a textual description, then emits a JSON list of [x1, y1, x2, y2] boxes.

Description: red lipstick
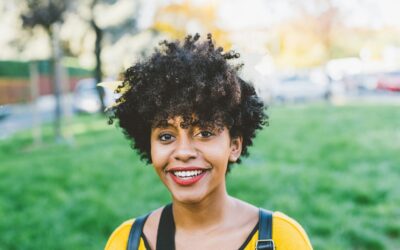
[[167, 167, 208, 186]]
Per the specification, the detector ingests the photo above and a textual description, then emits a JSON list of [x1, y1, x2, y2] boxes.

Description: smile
[[168, 168, 208, 186], [173, 170, 204, 178]]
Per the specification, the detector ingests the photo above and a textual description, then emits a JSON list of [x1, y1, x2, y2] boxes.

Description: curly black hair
[[109, 34, 267, 171]]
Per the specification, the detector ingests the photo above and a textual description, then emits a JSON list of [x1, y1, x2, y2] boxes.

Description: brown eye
[[196, 131, 214, 138], [159, 133, 174, 142]]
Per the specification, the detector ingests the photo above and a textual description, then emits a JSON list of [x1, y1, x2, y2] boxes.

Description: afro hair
[[108, 34, 268, 171]]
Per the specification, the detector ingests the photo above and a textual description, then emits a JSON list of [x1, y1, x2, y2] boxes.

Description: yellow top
[[105, 211, 313, 250]]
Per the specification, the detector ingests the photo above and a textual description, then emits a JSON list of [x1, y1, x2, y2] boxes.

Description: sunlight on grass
[[0, 105, 399, 249], [66, 118, 113, 135]]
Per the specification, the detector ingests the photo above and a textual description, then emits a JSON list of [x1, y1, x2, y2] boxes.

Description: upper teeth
[[173, 170, 203, 178]]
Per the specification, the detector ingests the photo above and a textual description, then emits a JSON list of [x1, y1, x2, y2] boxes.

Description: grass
[[0, 104, 399, 249]]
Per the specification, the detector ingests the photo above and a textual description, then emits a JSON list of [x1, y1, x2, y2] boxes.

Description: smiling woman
[[150, 118, 241, 205], [104, 34, 312, 250]]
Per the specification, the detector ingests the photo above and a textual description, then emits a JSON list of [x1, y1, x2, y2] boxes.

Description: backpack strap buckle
[[257, 208, 275, 250], [256, 239, 275, 250]]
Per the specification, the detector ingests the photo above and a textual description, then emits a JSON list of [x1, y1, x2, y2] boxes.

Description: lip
[[167, 166, 209, 186], [167, 166, 208, 172]]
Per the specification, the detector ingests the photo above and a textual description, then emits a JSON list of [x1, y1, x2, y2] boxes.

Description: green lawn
[[1, 104, 399, 250]]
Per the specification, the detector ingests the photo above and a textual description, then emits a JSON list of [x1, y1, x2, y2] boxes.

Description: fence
[[0, 60, 92, 104]]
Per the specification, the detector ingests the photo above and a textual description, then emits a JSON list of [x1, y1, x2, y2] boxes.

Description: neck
[[172, 185, 234, 232]]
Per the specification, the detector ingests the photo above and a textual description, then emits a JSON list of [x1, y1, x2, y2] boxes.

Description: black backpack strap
[[156, 203, 175, 250], [127, 213, 150, 250], [256, 208, 275, 250]]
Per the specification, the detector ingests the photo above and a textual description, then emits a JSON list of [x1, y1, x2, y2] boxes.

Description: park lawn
[[0, 104, 399, 250]]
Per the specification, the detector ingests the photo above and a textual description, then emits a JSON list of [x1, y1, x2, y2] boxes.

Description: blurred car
[[376, 72, 400, 92], [271, 75, 328, 103], [73, 78, 115, 113], [0, 105, 11, 120]]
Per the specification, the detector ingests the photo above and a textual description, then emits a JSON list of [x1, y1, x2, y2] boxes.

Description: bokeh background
[[1, 0, 399, 249]]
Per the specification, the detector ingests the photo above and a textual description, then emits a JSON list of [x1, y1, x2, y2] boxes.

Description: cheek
[[201, 143, 231, 169], [150, 144, 171, 171]]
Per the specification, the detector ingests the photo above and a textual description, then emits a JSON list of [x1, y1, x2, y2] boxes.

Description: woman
[[104, 34, 312, 250]]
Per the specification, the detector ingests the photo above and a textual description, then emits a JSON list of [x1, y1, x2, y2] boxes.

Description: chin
[[171, 188, 209, 205]]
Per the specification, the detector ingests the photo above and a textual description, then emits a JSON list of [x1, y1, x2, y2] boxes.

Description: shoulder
[[272, 211, 313, 249], [105, 219, 135, 250], [104, 208, 163, 250], [245, 211, 313, 250]]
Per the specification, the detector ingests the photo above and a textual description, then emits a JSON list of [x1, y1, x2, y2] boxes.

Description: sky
[[1, 0, 399, 65], [138, 0, 400, 30], [338, 0, 400, 28], [222, 0, 400, 29]]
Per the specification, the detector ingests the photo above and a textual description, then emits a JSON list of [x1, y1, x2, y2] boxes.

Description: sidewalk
[[0, 94, 73, 140]]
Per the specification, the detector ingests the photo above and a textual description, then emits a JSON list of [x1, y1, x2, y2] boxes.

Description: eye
[[159, 133, 175, 142], [195, 130, 214, 138]]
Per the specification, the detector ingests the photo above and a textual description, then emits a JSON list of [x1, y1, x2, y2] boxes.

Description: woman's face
[[150, 117, 242, 204]]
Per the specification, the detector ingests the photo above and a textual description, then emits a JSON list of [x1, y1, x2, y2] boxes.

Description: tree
[[153, 1, 231, 49], [74, 0, 142, 113], [21, 0, 68, 141], [88, 0, 107, 113]]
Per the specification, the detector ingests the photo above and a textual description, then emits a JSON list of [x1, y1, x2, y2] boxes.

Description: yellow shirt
[[105, 211, 313, 250]]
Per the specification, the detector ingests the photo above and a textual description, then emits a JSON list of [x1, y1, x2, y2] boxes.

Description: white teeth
[[173, 170, 204, 178]]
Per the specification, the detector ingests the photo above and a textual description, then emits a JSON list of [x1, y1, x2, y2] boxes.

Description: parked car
[[342, 73, 379, 92], [0, 105, 11, 120], [271, 75, 328, 103], [376, 72, 400, 92], [73, 78, 115, 113]]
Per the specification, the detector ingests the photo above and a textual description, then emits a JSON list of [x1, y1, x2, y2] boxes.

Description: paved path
[[0, 95, 72, 140]]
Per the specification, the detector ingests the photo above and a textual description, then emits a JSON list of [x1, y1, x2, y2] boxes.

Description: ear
[[229, 136, 243, 162]]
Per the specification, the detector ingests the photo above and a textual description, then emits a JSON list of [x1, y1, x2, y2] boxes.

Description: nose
[[172, 135, 197, 162]]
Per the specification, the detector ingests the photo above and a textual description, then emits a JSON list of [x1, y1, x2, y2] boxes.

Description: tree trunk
[[29, 61, 42, 146], [91, 19, 106, 114], [50, 24, 64, 142]]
